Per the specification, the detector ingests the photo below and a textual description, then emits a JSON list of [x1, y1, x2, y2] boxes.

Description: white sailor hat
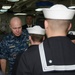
[[68, 31, 75, 35], [68, 31, 75, 40], [27, 25, 45, 35], [42, 4, 75, 20]]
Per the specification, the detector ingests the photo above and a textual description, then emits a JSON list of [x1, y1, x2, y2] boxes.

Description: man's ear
[[44, 20, 49, 30], [68, 23, 72, 31], [43, 36, 45, 40], [29, 36, 31, 41], [9, 25, 11, 29]]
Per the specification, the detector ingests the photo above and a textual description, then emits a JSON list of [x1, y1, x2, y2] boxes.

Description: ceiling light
[[68, 6, 75, 9], [35, 8, 43, 11], [0, 9, 7, 12], [7, 0, 19, 2], [14, 13, 27, 15], [2, 5, 11, 9]]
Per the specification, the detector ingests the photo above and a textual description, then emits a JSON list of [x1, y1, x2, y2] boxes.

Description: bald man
[[0, 17, 29, 75]]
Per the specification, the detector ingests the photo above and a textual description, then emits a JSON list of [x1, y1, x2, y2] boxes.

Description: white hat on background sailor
[[27, 25, 45, 35], [68, 31, 75, 40], [42, 4, 75, 20], [68, 31, 75, 35]]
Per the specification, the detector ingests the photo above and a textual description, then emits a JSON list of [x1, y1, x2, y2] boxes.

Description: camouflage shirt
[[0, 30, 29, 75]]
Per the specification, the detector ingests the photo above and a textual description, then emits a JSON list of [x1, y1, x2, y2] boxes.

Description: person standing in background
[[16, 4, 75, 75], [22, 15, 34, 30], [0, 17, 29, 75]]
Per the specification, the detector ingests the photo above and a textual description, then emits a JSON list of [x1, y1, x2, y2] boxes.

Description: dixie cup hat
[[27, 25, 45, 35], [42, 4, 75, 20]]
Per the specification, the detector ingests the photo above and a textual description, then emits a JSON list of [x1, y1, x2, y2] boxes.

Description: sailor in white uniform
[[16, 4, 75, 75]]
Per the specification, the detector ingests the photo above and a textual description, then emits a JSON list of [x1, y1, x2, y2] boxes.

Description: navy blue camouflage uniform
[[0, 30, 29, 75]]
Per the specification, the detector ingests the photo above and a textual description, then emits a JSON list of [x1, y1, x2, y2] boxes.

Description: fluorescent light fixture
[[14, 13, 27, 15], [7, 0, 19, 2], [35, 8, 43, 11], [2, 6, 11, 9], [68, 6, 75, 9], [0, 9, 7, 12]]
